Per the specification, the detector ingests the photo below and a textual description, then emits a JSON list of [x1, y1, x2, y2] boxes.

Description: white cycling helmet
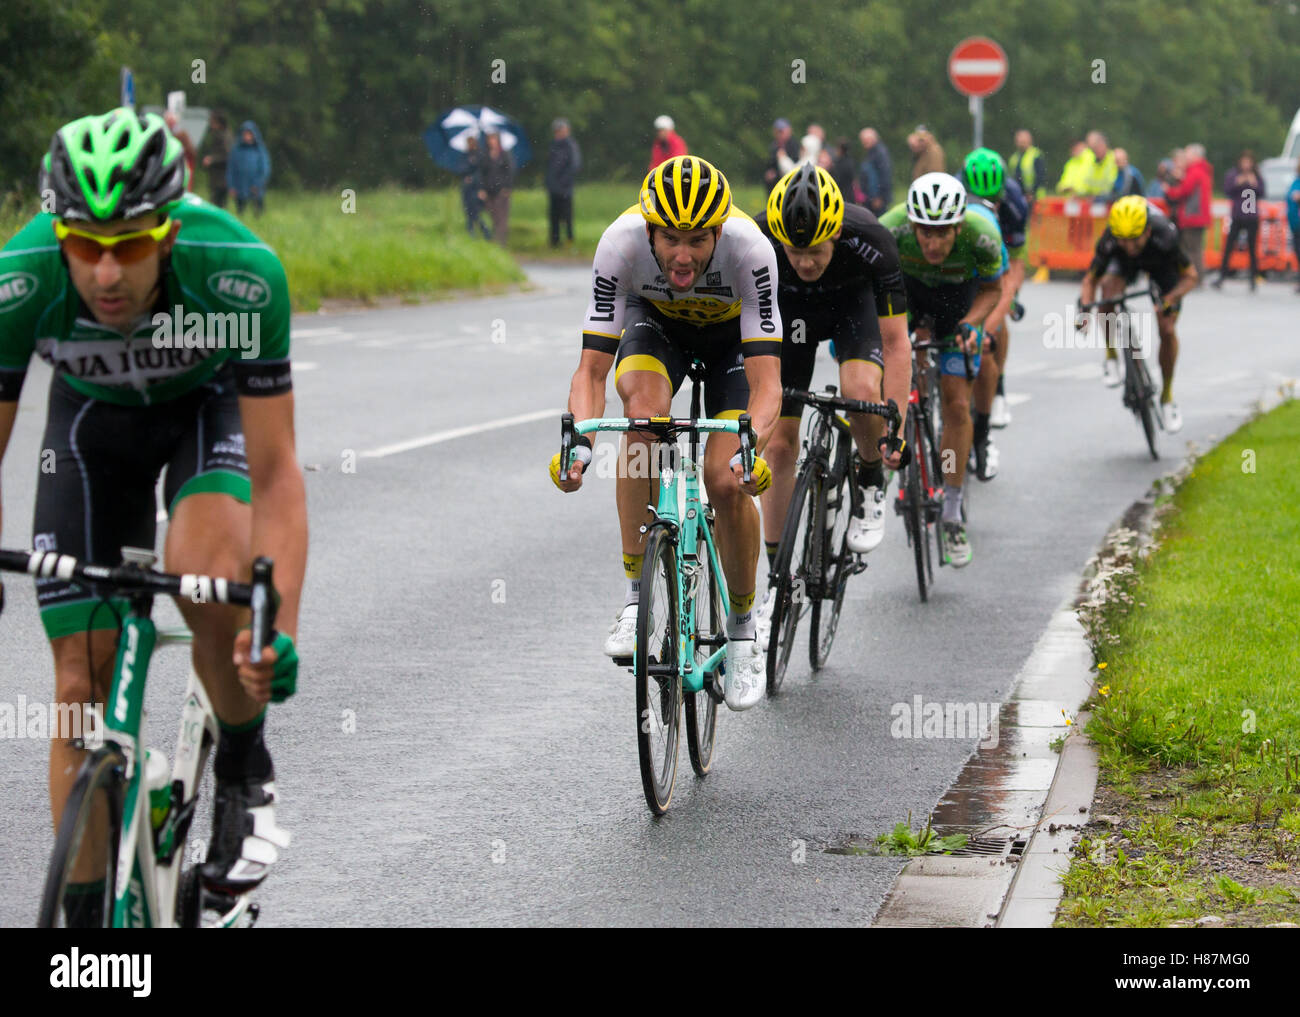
[[907, 172, 967, 225]]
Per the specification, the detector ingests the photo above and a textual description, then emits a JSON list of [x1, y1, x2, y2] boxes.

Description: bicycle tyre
[[1130, 350, 1160, 460], [685, 520, 723, 777], [809, 450, 852, 670], [37, 746, 126, 928], [766, 461, 817, 694], [906, 412, 930, 602], [635, 526, 681, 815]]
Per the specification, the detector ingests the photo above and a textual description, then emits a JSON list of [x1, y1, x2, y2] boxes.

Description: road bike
[[765, 386, 898, 694], [0, 546, 281, 928], [559, 362, 752, 815], [894, 324, 975, 602], [1078, 286, 1162, 459]]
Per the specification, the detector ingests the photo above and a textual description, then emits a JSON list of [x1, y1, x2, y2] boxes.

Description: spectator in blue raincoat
[[227, 120, 271, 216]]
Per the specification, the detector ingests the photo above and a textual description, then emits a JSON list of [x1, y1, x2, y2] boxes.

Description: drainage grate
[[947, 836, 1027, 859]]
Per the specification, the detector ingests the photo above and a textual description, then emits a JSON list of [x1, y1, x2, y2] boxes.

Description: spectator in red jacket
[[648, 115, 688, 172], [1163, 142, 1213, 286]]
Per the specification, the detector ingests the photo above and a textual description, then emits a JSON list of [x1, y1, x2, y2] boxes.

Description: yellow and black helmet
[[639, 155, 732, 231], [766, 163, 844, 247], [1108, 195, 1150, 239]]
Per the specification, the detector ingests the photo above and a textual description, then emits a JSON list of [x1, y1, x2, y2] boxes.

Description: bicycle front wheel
[[685, 522, 723, 777], [1129, 350, 1160, 460], [37, 746, 126, 928], [905, 412, 931, 601], [636, 526, 681, 815], [810, 447, 852, 670], [767, 463, 817, 694]]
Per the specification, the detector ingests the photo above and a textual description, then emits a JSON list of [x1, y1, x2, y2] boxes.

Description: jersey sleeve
[[580, 221, 634, 355], [736, 235, 782, 358], [0, 215, 63, 401], [968, 215, 1006, 282], [218, 244, 293, 397], [1088, 231, 1117, 277], [854, 221, 909, 319]]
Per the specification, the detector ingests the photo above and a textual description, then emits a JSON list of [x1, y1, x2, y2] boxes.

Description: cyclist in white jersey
[[550, 156, 781, 711]]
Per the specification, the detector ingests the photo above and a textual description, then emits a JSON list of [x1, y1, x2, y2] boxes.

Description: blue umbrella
[[423, 105, 531, 175]]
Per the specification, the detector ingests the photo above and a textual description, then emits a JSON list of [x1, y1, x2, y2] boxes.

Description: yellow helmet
[[639, 155, 732, 231], [766, 163, 844, 248], [1108, 195, 1150, 239]]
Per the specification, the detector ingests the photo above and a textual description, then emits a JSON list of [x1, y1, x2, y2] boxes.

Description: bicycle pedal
[[611, 655, 632, 668]]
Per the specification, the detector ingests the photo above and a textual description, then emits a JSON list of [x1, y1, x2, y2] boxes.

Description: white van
[[1259, 107, 1299, 200]]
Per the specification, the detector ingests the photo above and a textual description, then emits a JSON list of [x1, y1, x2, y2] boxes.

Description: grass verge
[[1057, 396, 1300, 927]]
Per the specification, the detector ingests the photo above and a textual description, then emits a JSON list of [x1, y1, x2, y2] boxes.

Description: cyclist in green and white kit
[[879, 173, 1003, 566], [0, 109, 307, 924]]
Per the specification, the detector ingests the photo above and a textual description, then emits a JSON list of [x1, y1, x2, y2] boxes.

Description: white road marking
[[295, 362, 319, 372], [1006, 393, 1033, 407], [360, 408, 561, 459], [291, 327, 344, 338]]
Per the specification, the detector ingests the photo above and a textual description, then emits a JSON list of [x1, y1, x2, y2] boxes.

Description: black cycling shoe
[[199, 772, 289, 893]]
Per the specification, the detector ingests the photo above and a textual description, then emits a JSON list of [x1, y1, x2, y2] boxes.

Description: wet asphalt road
[[0, 264, 1296, 926]]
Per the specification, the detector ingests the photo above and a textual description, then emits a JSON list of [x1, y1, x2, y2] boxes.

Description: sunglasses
[[54, 218, 173, 265]]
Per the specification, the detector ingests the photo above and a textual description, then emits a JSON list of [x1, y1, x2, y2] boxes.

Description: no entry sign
[[948, 37, 1008, 98]]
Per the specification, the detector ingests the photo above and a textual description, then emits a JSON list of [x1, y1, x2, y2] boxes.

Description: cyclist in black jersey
[[1079, 195, 1196, 432], [751, 165, 911, 644]]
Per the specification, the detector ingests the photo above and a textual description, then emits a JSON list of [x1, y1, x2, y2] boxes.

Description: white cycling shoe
[[1102, 359, 1122, 387], [847, 485, 887, 553], [1162, 401, 1183, 433], [990, 394, 1012, 428], [723, 639, 765, 711], [754, 586, 776, 652], [603, 604, 638, 658]]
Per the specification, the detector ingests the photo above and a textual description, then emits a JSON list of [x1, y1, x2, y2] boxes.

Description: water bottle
[[144, 749, 171, 832]]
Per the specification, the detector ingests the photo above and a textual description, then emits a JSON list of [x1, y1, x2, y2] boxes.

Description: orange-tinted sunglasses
[[54, 218, 173, 265]]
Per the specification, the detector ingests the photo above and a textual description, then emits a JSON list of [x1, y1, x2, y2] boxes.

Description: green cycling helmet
[[963, 148, 1006, 200], [39, 108, 189, 222]]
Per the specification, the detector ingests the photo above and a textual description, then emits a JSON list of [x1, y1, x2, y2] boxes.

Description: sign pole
[[970, 95, 984, 149]]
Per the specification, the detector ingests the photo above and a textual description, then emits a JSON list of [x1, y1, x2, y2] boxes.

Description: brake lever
[[248, 557, 277, 665], [560, 413, 575, 474]]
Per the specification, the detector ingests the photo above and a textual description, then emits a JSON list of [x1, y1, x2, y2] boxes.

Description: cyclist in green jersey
[[878, 173, 1003, 566], [0, 109, 307, 915]]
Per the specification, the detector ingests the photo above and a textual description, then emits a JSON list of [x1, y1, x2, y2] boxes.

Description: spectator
[[1214, 150, 1265, 291], [478, 130, 515, 246], [227, 120, 270, 216], [764, 118, 799, 186], [1110, 148, 1146, 198], [163, 111, 198, 180], [1146, 158, 1175, 198], [199, 110, 231, 208], [857, 127, 893, 213], [648, 115, 688, 172], [1008, 129, 1046, 204], [461, 134, 491, 239], [1084, 131, 1118, 196], [805, 123, 826, 147], [545, 117, 581, 248], [1164, 142, 1213, 285], [1055, 140, 1092, 195], [907, 125, 944, 180], [828, 137, 857, 203], [1287, 158, 1300, 292]]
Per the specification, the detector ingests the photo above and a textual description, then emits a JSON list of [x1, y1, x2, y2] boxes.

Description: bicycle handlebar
[[781, 387, 901, 432], [1078, 286, 1157, 312], [0, 549, 279, 662], [560, 412, 756, 482]]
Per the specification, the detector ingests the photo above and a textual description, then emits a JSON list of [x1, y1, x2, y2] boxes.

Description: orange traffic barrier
[[1027, 196, 1297, 275]]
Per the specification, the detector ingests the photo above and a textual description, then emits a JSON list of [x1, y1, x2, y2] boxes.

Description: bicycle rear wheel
[[767, 463, 817, 694], [636, 526, 681, 815], [810, 443, 853, 669], [685, 520, 723, 777], [904, 412, 931, 602], [37, 746, 126, 928]]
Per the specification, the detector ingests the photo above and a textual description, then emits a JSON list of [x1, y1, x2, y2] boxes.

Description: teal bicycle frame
[[569, 415, 741, 694]]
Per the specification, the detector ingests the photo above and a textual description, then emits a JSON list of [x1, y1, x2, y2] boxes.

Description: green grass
[[1058, 398, 1300, 927]]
